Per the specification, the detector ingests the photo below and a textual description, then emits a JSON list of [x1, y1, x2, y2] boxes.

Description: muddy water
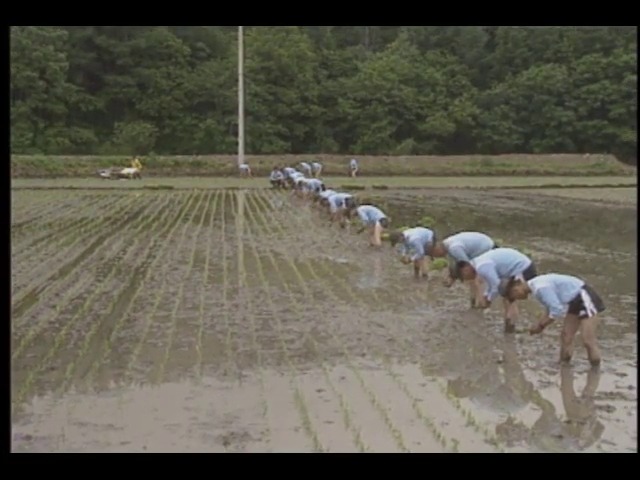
[[11, 188, 636, 452]]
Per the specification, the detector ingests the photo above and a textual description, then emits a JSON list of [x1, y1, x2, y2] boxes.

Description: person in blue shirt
[[350, 204, 389, 247], [457, 247, 538, 333], [269, 167, 285, 189], [239, 162, 252, 178], [349, 158, 359, 177], [299, 162, 312, 176], [326, 193, 355, 227], [389, 227, 436, 279], [312, 161, 323, 178], [430, 231, 499, 306], [503, 273, 605, 367], [303, 178, 325, 199]]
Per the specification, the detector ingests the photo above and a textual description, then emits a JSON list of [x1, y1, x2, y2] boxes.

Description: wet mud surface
[[11, 187, 637, 452]]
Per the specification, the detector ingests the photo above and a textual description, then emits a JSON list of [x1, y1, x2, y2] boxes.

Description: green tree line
[[9, 26, 637, 163]]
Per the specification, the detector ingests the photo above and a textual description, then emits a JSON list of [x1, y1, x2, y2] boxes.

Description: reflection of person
[[505, 273, 605, 366], [457, 248, 538, 333], [448, 334, 532, 418], [388, 227, 436, 279], [560, 366, 604, 449]]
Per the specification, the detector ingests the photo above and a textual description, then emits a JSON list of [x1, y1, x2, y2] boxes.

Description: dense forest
[[9, 26, 637, 162]]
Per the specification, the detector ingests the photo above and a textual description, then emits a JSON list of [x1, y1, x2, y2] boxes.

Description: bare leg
[[580, 315, 602, 366], [503, 299, 519, 333], [465, 280, 477, 307], [372, 222, 383, 246], [413, 257, 427, 278], [560, 314, 581, 364], [473, 277, 485, 307]]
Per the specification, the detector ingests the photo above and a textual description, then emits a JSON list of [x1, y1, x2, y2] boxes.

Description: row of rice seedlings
[[121, 192, 202, 382], [249, 193, 375, 452], [11, 190, 55, 217], [11, 194, 135, 314], [435, 379, 505, 452], [83, 193, 189, 389], [11, 196, 154, 413], [219, 191, 236, 378], [241, 194, 323, 453], [11, 193, 119, 261], [258, 192, 441, 452], [11, 194, 148, 359], [153, 191, 211, 383], [11, 191, 80, 235], [281, 192, 498, 451], [59, 193, 176, 393], [228, 192, 272, 450], [248, 193, 371, 452], [195, 191, 221, 381], [11, 192, 99, 236]]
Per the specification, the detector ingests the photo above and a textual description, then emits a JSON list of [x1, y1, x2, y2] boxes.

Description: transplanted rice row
[[245, 193, 367, 452], [219, 191, 237, 379], [58, 193, 177, 394], [153, 191, 211, 384], [11, 199, 158, 413], [271, 192, 496, 451], [435, 379, 505, 452], [258, 192, 465, 452], [11, 194, 139, 316], [10, 193, 101, 238], [82, 193, 191, 389], [255, 192, 417, 452], [195, 191, 221, 381], [228, 192, 272, 449], [122, 191, 201, 383], [11, 194, 144, 358], [241, 193, 325, 453], [11, 194, 121, 261], [258, 190, 476, 451]]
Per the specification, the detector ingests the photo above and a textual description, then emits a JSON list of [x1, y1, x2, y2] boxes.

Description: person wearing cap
[[430, 231, 499, 305], [501, 273, 605, 366], [389, 227, 436, 279], [350, 204, 389, 247], [456, 247, 538, 333]]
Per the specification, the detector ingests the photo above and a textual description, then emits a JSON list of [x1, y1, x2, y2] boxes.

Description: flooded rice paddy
[[10, 187, 637, 452]]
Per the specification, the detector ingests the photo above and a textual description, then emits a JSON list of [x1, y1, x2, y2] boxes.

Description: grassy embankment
[[11, 153, 635, 179]]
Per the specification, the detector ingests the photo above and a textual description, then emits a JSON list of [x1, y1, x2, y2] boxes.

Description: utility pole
[[238, 26, 245, 167]]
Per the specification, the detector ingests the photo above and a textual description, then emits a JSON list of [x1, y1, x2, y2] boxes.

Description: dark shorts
[[521, 262, 537, 281], [567, 284, 606, 319]]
